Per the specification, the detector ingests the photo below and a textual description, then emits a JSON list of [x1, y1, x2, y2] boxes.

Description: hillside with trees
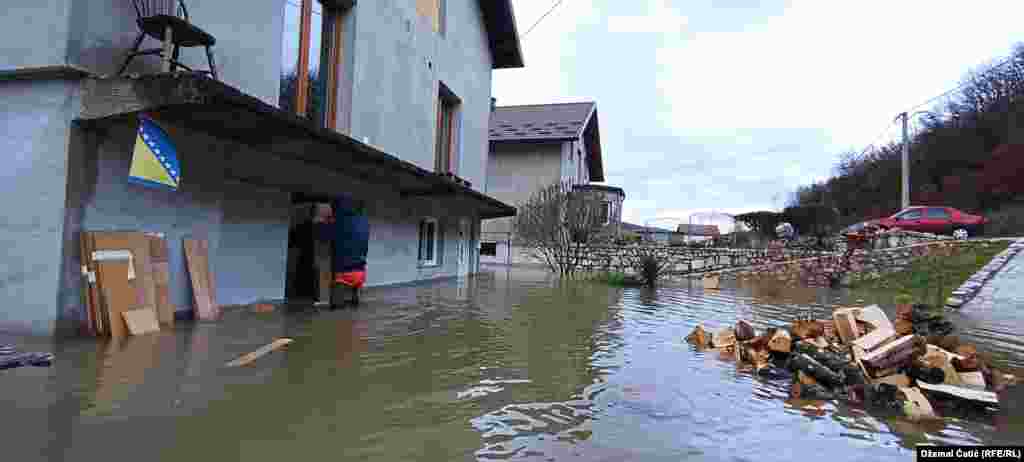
[[789, 43, 1024, 236]]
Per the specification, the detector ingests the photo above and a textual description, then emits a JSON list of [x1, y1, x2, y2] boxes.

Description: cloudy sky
[[492, 0, 1024, 229]]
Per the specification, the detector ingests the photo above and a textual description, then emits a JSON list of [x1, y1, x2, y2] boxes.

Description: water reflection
[[1, 269, 1022, 461]]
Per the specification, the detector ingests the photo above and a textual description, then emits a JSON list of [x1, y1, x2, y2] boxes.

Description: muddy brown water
[[2, 267, 1022, 461]]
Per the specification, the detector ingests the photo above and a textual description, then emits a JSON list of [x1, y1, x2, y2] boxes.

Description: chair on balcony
[[118, 0, 218, 79]]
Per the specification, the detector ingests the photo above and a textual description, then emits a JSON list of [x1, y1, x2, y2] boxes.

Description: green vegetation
[[589, 271, 630, 286], [849, 241, 1010, 306]]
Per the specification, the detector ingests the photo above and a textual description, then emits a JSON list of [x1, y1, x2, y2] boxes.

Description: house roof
[[478, 1, 524, 69], [489, 102, 605, 181], [677, 224, 721, 236], [621, 222, 673, 234], [574, 184, 625, 198]]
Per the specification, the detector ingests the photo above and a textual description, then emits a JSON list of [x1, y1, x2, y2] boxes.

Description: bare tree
[[513, 181, 613, 277]]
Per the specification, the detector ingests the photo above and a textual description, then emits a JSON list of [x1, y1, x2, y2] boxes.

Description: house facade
[[1, 0, 523, 335], [481, 102, 624, 264]]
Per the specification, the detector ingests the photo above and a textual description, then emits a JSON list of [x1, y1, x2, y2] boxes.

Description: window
[[600, 202, 611, 225], [896, 209, 923, 220], [436, 84, 460, 174], [280, 0, 347, 128], [418, 218, 440, 266], [480, 242, 497, 257], [927, 208, 950, 219], [416, 0, 446, 35]]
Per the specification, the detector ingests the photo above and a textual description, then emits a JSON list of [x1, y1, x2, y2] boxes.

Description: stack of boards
[[80, 232, 220, 339]]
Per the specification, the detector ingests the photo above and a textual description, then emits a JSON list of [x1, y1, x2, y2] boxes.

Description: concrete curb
[[946, 238, 1024, 308]]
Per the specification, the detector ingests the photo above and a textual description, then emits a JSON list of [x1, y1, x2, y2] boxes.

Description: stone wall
[[510, 244, 829, 274], [715, 240, 971, 287]]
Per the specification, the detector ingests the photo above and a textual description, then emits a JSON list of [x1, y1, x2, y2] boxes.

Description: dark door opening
[[286, 195, 332, 304]]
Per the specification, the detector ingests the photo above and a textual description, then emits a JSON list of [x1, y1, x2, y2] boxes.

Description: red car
[[872, 206, 987, 239]]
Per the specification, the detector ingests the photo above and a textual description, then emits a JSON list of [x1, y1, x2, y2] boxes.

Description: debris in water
[[684, 325, 710, 349], [225, 338, 294, 367]]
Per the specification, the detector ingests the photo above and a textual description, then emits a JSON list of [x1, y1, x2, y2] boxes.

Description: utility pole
[[900, 112, 910, 209]]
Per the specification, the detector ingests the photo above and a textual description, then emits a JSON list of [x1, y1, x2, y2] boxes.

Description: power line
[[523, 0, 566, 37], [900, 55, 1018, 116]]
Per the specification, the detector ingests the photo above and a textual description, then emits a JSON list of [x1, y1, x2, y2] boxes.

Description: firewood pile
[[685, 304, 1018, 421]]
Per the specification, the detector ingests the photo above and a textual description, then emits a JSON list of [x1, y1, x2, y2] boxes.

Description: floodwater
[[2, 266, 1023, 461]]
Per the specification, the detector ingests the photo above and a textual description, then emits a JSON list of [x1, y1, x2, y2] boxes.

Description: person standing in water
[[313, 197, 370, 309]]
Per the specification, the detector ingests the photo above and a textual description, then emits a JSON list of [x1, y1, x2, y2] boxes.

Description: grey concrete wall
[[0, 80, 80, 335], [481, 141, 565, 235], [65, 0, 283, 105], [348, 0, 493, 190], [0, 0, 71, 70]]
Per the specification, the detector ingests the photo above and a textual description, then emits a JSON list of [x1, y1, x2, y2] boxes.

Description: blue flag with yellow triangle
[[129, 114, 180, 191]]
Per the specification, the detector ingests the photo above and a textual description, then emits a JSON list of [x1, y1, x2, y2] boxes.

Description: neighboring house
[[480, 102, 624, 264], [0, 0, 523, 335], [674, 224, 721, 244], [572, 184, 626, 238], [620, 222, 675, 243]]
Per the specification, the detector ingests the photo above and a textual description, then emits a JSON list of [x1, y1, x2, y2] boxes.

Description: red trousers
[[334, 270, 366, 289]]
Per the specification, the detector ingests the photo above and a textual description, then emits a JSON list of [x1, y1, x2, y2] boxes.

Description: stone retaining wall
[[511, 244, 830, 274], [711, 240, 988, 288]]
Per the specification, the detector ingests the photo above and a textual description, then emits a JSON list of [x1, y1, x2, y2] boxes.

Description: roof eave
[[580, 107, 605, 182], [479, 0, 524, 69]]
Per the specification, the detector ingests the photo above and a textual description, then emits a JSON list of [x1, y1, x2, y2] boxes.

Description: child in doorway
[[313, 198, 370, 309]]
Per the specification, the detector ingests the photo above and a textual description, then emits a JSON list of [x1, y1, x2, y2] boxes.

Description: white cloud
[[607, 1, 688, 34]]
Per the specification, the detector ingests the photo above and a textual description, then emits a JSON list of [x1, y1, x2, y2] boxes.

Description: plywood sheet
[[95, 259, 138, 340], [90, 232, 157, 321], [123, 308, 160, 335], [184, 239, 220, 321]]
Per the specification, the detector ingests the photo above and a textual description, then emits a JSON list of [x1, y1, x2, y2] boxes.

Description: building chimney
[[490, 97, 497, 113]]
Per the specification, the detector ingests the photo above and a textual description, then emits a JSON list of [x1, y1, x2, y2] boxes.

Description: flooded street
[[3, 266, 1023, 461]]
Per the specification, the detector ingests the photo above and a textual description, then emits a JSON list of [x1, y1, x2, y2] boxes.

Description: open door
[[457, 218, 471, 277]]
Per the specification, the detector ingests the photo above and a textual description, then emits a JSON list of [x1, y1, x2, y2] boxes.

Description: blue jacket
[[315, 199, 369, 273]]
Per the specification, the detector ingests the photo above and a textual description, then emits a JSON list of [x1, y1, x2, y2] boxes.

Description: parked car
[[872, 206, 988, 239]]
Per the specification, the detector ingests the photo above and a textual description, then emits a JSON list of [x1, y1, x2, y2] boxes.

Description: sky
[[492, 0, 1024, 230]]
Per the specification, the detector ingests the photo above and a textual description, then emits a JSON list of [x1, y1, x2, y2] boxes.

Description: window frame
[[436, 83, 460, 175], [418, 217, 441, 267], [281, 0, 346, 129], [480, 241, 498, 257], [600, 201, 612, 225]]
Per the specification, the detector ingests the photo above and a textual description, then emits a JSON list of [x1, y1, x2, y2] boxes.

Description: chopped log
[[899, 387, 939, 421], [768, 329, 792, 353], [225, 338, 294, 367], [703, 274, 720, 290], [794, 341, 850, 372], [852, 326, 896, 352], [798, 371, 819, 386], [918, 381, 999, 405], [895, 319, 913, 336], [905, 363, 945, 384], [819, 320, 839, 342], [685, 325, 711, 348], [959, 371, 986, 388], [741, 345, 771, 369], [811, 337, 829, 350], [856, 305, 895, 333], [791, 319, 824, 339], [792, 382, 835, 401], [953, 356, 980, 371], [712, 327, 736, 348], [736, 320, 756, 342], [875, 374, 911, 387], [789, 353, 844, 388], [833, 309, 860, 344], [922, 349, 962, 386], [861, 335, 915, 370]]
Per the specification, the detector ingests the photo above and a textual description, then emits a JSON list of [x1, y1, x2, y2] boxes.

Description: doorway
[[285, 196, 333, 304], [457, 218, 471, 277]]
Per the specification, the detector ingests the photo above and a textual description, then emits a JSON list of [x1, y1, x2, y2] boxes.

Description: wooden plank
[[95, 259, 138, 340], [855, 304, 894, 333], [79, 232, 101, 335], [852, 323, 896, 352], [225, 338, 294, 367], [900, 387, 939, 421], [875, 374, 911, 387], [860, 336, 917, 368], [123, 308, 161, 335], [832, 308, 859, 344], [184, 239, 220, 321], [918, 381, 999, 405], [147, 234, 174, 326]]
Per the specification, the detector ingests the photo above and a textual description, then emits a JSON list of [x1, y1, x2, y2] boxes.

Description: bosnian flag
[[128, 114, 180, 190]]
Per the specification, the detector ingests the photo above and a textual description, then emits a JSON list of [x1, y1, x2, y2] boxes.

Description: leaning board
[[184, 238, 220, 321]]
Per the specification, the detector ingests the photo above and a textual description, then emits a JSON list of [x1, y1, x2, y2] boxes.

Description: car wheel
[[952, 228, 970, 240]]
